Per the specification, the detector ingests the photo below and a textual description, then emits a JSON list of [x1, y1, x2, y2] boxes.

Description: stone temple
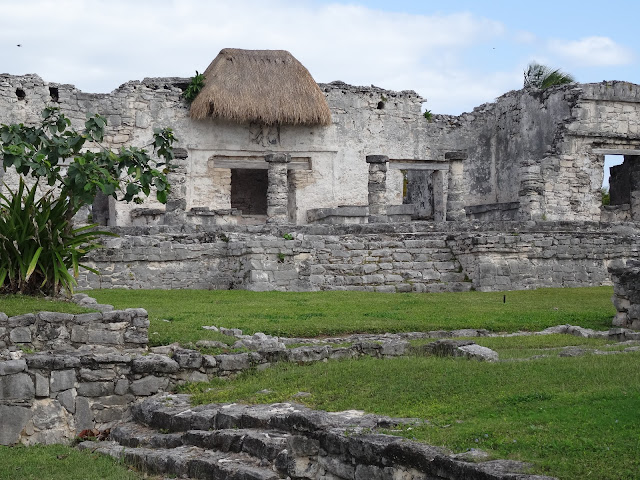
[[1, 49, 639, 294]]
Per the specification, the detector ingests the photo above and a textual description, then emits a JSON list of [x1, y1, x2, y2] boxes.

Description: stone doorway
[[595, 148, 640, 222], [230, 169, 268, 215]]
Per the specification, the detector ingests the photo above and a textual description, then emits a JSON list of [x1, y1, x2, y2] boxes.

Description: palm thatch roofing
[[190, 49, 332, 126]]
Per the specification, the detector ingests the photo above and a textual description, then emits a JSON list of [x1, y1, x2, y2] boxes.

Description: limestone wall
[[0, 75, 427, 226], [429, 82, 640, 222], [0, 309, 148, 352], [2, 73, 640, 225], [76, 222, 640, 292], [0, 328, 415, 446]]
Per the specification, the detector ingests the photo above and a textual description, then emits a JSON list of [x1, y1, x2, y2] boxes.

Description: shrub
[[0, 107, 175, 295], [183, 71, 205, 103], [0, 178, 113, 295]]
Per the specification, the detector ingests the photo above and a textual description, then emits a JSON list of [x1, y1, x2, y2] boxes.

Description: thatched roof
[[190, 49, 332, 126]]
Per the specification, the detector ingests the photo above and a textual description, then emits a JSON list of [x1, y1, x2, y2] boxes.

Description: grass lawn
[[0, 444, 148, 480], [182, 347, 640, 480], [90, 286, 617, 345], [0, 295, 95, 317], [3, 286, 631, 479]]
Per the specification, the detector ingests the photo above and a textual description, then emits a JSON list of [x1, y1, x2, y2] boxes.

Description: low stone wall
[[77, 221, 640, 292], [0, 308, 148, 351], [0, 335, 419, 446], [609, 259, 640, 330]]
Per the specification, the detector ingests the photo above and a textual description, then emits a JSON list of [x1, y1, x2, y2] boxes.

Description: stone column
[[265, 153, 291, 224], [432, 170, 446, 222], [445, 151, 467, 221], [518, 164, 545, 221], [164, 147, 189, 225], [366, 155, 388, 222], [608, 259, 640, 330]]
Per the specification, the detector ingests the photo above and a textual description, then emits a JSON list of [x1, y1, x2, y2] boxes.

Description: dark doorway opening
[[403, 169, 434, 219], [609, 155, 639, 206], [230, 169, 268, 215]]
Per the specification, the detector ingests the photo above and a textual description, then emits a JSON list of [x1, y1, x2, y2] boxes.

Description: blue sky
[[2, 0, 637, 116], [1, 0, 636, 186]]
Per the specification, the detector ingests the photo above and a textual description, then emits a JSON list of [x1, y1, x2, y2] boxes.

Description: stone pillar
[[366, 155, 388, 222], [265, 153, 291, 224], [608, 259, 640, 330], [432, 170, 446, 222], [164, 148, 188, 225], [445, 151, 466, 221], [518, 162, 545, 220]]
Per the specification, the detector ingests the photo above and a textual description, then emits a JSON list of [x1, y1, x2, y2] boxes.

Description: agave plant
[[524, 63, 575, 90], [0, 178, 115, 295]]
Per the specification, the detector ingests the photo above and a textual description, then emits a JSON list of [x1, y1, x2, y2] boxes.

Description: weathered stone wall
[[2, 73, 640, 225], [0, 75, 425, 226], [609, 259, 640, 330], [0, 309, 148, 352], [76, 222, 640, 292], [0, 328, 422, 446], [429, 82, 640, 222]]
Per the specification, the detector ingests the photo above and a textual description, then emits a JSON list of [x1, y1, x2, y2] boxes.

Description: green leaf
[[25, 246, 43, 281]]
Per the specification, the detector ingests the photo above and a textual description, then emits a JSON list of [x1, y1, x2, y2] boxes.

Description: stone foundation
[[77, 221, 640, 292]]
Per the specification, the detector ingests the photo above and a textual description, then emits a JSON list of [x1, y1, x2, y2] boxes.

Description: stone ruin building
[[1, 48, 640, 293]]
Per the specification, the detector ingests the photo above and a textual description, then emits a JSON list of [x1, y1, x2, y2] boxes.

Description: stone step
[[133, 395, 404, 436], [78, 441, 284, 480], [111, 421, 290, 462], [110, 422, 185, 449], [118, 394, 557, 480]]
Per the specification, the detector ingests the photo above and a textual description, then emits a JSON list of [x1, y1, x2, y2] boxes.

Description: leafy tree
[[524, 62, 575, 90], [0, 107, 175, 295]]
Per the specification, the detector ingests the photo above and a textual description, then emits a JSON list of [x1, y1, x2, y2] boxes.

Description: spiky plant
[[524, 63, 575, 90]]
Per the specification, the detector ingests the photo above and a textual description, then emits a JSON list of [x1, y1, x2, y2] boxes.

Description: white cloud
[[513, 31, 536, 44], [0, 0, 508, 114], [550, 36, 634, 66]]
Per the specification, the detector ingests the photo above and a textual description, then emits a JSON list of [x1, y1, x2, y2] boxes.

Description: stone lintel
[[388, 161, 449, 171], [445, 151, 468, 161], [265, 153, 291, 164], [366, 155, 389, 164], [592, 148, 640, 156]]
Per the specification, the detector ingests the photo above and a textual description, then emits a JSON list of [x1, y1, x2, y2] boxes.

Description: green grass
[[182, 350, 640, 480], [0, 444, 149, 480], [0, 295, 95, 317], [411, 334, 624, 359], [90, 287, 616, 344]]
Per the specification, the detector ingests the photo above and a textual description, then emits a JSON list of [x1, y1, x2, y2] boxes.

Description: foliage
[[0, 178, 116, 295], [184, 350, 640, 480], [601, 187, 610, 205], [182, 70, 205, 103], [0, 107, 176, 295], [423, 109, 433, 121], [90, 287, 616, 342], [0, 108, 176, 210], [282, 233, 294, 240], [524, 62, 575, 90]]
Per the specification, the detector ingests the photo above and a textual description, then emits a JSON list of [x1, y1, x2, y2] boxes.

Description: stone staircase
[[78, 393, 555, 480]]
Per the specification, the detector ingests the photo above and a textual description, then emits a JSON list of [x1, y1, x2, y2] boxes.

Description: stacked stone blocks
[[609, 259, 640, 330], [0, 309, 148, 351]]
